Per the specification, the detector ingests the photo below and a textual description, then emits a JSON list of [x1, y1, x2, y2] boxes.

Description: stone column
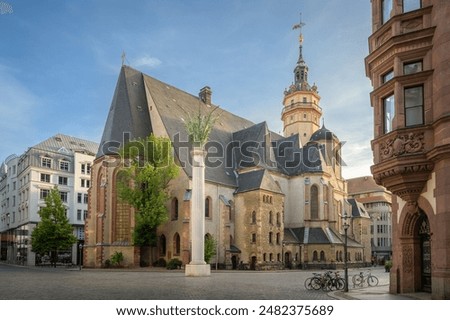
[[185, 148, 210, 276]]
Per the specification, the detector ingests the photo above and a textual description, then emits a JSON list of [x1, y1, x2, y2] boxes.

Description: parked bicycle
[[324, 271, 346, 291], [304, 271, 345, 291], [352, 269, 379, 287]]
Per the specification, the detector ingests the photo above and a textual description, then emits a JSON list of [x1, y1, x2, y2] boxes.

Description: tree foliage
[[185, 106, 220, 147], [118, 134, 179, 247], [204, 235, 217, 264], [31, 186, 77, 266]]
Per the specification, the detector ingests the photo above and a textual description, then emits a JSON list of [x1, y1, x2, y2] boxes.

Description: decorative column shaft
[[185, 147, 210, 276]]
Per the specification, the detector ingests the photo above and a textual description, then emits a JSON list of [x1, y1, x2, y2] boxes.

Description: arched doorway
[[418, 211, 431, 292], [284, 252, 291, 268], [399, 203, 433, 294], [231, 255, 237, 270], [250, 256, 257, 270]]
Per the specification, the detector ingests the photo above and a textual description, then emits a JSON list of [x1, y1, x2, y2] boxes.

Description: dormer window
[[60, 160, 70, 171], [41, 157, 52, 168]]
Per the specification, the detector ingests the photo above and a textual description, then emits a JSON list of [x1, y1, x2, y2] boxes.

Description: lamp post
[[78, 243, 83, 271], [342, 212, 350, 292]]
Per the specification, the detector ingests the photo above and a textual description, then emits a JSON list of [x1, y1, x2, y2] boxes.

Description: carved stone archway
[[396, 197, 433, 294]]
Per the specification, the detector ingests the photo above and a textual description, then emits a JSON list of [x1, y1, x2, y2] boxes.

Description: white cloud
[[133, 55, 162, 69]]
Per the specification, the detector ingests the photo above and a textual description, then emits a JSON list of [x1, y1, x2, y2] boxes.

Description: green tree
[[185, 106, 220, 147], [118, 134, 179, 248], [204, 235, 217, 264], [31, 186, 77, 267]]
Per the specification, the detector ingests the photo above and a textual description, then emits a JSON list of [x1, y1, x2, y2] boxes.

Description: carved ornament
[[380, 132, 424, 160]]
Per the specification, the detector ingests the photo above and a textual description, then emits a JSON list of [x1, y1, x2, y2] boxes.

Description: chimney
[[199, 86, 212, 105]]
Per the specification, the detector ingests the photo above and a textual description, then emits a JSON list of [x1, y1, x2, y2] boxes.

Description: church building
[[84, 25, 371, 270]]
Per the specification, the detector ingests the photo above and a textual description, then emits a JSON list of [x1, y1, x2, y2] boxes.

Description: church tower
[[281, 16, 322, 146]]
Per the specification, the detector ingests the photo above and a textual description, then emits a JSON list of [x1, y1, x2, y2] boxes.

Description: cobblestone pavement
[[0, 264, 389, 300]]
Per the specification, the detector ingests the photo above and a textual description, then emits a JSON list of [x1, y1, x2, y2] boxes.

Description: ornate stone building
[[365, 0, 450, 298], [84, 25, 371, 270]]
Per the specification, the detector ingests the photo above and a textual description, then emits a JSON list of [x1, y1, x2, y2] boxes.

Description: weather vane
[[292, 12, 305, 44]]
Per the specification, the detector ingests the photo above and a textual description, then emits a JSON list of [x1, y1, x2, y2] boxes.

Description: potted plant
[[384, 260, 392, 272]]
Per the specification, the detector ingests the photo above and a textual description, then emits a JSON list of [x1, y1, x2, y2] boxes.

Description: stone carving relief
[[376, 29, 392, 48], [380, 132, 424, 160], [403, 245, 413, 273], [401, 18, 423, 34]]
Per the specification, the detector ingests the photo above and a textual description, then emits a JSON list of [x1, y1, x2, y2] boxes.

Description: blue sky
[[0, 0, 373, 179]]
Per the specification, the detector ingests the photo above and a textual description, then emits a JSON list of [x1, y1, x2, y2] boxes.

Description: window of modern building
[[58, 176, 68, 185], [77, 209, 82, 220], [40, 173, 50, 183], [403, 0, 421, 13], [83, 210, 88, 220], [383, 94, 395, 133], [405, 86, 424, 127], [382, 69, 394, 83], [60, 160, 69, 171], [60, 191, 68, 203], [40, 189, 50, 199], [403, 61, 422, 75], [382, 0, 393, 24], [77, 193, 82, 204], [41, 157, 51, 168], [83, 193, 88, 204]]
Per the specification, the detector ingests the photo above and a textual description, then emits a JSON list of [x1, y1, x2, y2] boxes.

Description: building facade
[[365, 0, 450, 298], [348, 176, 392, 264], [85, 25, 371, 270], [0, 134, 98, 266]]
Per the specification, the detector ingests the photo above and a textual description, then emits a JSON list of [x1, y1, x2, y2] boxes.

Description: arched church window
[[320, 251, 325, 262], [113, 170, 131, 242], [173, 233, 181, 256], [171, 197, 179, 220], [269, 211, 273, 225], [313, 250, 318, 261], [251, 211, 256, 224], [205, 197, 211, 218], [311, 185, 319, 219], [159, 234, 166, 256]]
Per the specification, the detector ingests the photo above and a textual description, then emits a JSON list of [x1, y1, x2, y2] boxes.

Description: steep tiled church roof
[[97, 65, 325, 187], [235, 169, 283, 194]]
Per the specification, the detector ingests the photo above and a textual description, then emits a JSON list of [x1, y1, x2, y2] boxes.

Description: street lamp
[[78, 243, 83, 270], [342, 211, 350, 292]]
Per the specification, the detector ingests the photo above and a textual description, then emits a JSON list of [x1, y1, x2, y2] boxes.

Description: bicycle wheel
[[367, 275, 379, 286], [311, 277, 322, 290], [352, 274, 363, 287], [335, 278, 345, 290], [321, 279, 332, 292], [304, 277, 314, 290]]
